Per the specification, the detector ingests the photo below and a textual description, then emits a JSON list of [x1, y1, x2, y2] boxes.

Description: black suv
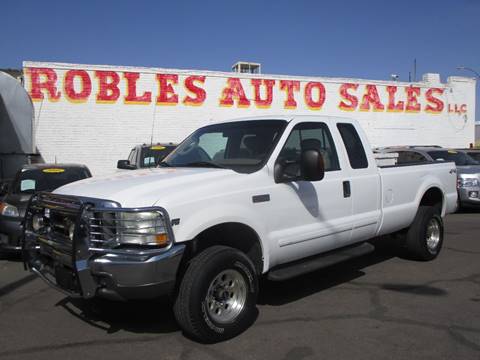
[[0, 163, 91, 252], [117, 143, 177, 170]]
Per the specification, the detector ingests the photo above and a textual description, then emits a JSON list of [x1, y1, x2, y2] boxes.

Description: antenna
[[150, 97, 157, 146], [33, 97, 44, 146], [413, 58, 417, 82]]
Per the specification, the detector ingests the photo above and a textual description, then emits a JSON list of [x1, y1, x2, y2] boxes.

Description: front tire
[[405, 206, 444, 260], [173, 246, 258, 343]]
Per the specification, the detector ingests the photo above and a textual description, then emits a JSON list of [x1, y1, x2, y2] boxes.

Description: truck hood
[[54, 167, 239, 207]]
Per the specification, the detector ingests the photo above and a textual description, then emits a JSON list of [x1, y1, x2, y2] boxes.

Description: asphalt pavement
[[0, 211, 479, 360]]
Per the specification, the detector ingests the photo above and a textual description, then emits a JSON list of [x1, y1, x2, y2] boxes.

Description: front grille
[[28, 194, 84, 268]]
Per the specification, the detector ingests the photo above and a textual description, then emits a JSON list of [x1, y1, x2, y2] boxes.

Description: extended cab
[[23, 116, 457, 342]]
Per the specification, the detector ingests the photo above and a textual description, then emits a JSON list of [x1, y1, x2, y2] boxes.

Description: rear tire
[[405, 206, 443, 260], [173, 245, 258, 343]]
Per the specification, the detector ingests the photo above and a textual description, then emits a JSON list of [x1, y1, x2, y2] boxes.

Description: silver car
[[380, 146, 480, 208]]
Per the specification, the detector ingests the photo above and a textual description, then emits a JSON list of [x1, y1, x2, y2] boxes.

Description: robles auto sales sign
[[25, 66, 467, 114], [22, 62, 475, 176]]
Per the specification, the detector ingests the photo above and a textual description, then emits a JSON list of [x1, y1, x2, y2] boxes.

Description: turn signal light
[[155, 233, 168, 246]]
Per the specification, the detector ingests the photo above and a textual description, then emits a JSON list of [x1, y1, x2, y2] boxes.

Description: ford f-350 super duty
[[23, 116, 458, 342]]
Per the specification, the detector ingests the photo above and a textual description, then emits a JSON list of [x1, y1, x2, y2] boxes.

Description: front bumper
[[23, 193, 184, 301], [0, 215, 23, 252], [30, 244, 185, 301], [458, 187, 480, 207]]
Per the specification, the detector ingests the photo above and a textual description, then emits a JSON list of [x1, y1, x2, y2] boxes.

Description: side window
[[397, 151, 427, 164], [277, 122, 340, 177], [337, 123, 368, 169], [198, 132, 228, 159]]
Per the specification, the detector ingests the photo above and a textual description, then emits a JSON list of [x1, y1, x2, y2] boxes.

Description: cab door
[[336, 123, 381, 242], [267, 121, 353, 265]]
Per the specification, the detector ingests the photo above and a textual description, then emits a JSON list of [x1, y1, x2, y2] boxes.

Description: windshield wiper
[[180, 161, 225, 169], [158, 161, 172, 167]]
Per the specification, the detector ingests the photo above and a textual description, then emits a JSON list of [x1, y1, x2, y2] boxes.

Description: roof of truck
[[209, 115, 358, 124]]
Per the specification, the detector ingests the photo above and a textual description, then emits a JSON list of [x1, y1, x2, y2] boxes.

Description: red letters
[[95, 71, 120, 103], [219, 78, 250, 107], [124, 72, 152, 104], [338, 83, 359, 111], [64, 70, 91, 103], [386, 86, 404, 112], [405, 86, 421, 112], [183, 76, 206, 106], [156, 74, 179, 105], [304, 82, 326, 110], [360, 85, 385, 111], [425, 88, 444, 113], [279, 80, 300, 109], [28, 68, 61, 101], [251, 79, 275, 108]]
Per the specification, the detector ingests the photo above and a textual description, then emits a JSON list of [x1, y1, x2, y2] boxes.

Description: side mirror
[[301, 149, 325, 181], [117, 160, 136, 170], [274, 149, 325, 183]]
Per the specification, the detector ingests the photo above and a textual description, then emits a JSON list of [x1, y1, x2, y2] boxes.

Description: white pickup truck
[[23, 115, 457, 342]]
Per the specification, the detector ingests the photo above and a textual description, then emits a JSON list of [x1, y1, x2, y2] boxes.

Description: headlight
[[459, 177, 479, 188], [0, 202, 20, 217], [116, 210, 169, 247]]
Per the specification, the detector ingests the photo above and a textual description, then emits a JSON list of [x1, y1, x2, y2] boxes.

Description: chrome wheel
[[426, 217, 441, 252], [205, 269, 247, 324]]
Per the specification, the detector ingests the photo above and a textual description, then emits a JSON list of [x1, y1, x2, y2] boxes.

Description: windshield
[[162, 120, 287, 173], [12, 167, 91, 194], [140, 146, 176, 167], [428, 151, 480, 166]]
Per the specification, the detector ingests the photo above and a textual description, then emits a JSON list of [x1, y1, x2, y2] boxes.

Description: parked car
[[460, 148, 480, 163], [117, 143, 177, 170], [0, 164, 91, 253], [380, 146, 480, 208], [24, 116, 457, 342]]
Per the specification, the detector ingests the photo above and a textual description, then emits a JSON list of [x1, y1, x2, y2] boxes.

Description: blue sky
[[2, 0, 479, 119]]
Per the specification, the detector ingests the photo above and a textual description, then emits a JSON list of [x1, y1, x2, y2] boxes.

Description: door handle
[[343, 181, 351, 198]]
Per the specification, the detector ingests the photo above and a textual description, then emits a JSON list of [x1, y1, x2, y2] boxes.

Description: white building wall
[[23, 61, 476, 176]]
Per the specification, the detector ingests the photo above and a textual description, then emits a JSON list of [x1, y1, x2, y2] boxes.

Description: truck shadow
[[56, 247, 396, 334], [0, 252, 23, 262], [258, 249, 395, 306], [56, 296, 180, 334]]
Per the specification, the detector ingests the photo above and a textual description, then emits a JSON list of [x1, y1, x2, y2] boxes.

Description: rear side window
[[337, 123, 368, 169], [397, 151, 428, 164]]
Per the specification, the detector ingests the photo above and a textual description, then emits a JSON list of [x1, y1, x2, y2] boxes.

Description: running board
[[267, 242, 375, 281]]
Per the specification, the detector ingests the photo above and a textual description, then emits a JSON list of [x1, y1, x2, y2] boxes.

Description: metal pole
[[457, 66, 480, 79]]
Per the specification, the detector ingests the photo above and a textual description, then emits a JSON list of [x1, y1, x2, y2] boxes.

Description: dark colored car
[[460, 149, 480, 163], [117, 143, 177, 170], [0, 164, 91, 252]]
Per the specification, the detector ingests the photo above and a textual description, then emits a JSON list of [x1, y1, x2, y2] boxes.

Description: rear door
[[336, 123, 381, 243]]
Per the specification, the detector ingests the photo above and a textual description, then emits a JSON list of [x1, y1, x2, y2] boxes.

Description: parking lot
[[0, 211, 479, 360]]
